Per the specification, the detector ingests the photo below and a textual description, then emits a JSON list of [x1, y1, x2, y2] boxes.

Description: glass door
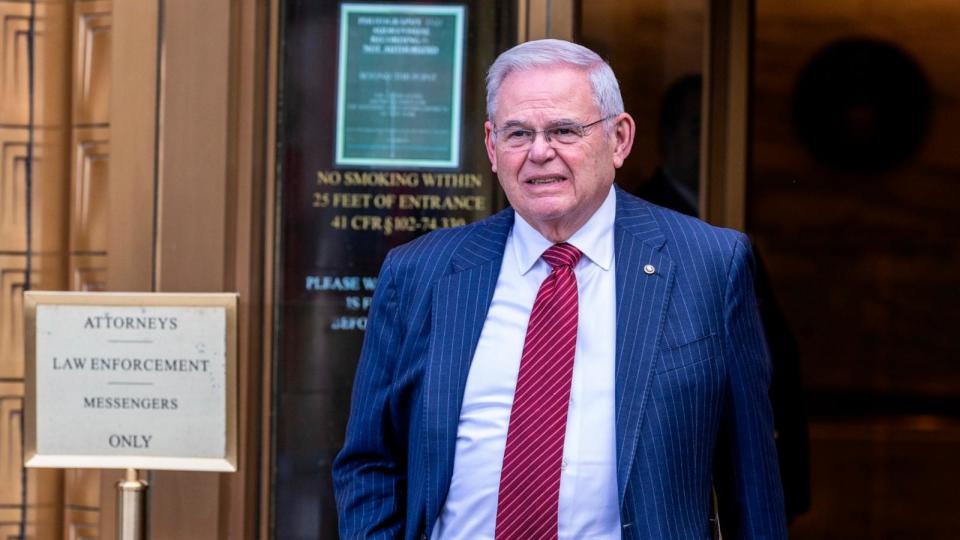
[[271, 2, 517, 537]]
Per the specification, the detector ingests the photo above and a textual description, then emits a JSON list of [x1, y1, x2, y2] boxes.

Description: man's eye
[[506, 129, 532, 139], [552, 126, 577, 136]]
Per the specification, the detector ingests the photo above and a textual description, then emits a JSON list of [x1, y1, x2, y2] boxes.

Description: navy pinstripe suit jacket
[[333, 188, 787, 539]]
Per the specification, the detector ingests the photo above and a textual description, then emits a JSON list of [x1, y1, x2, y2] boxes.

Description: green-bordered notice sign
[[336, 4, 466, 168]]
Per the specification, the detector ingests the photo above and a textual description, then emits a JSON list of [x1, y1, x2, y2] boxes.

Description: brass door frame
[[259, 0, 280, 537], [702, 0, 751, 230], [518, 0, 576, 41], [109, 0, 271, 538]]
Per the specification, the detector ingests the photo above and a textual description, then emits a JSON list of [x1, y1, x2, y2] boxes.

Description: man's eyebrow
[[545, 118, 580, 127], [499, 120, 530, 129], [499, 118, 581, 128]]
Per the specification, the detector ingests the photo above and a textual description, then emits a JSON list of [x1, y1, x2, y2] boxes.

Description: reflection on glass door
[[271, 1, 516, 537], [579, 0, 705, 215], [751, 1, 960, 537]]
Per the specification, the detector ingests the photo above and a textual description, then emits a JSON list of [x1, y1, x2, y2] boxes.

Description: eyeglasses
[[493, 115, 614, 150]]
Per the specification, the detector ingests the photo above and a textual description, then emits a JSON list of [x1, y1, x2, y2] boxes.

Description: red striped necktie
[[495, 242, 582, 540]]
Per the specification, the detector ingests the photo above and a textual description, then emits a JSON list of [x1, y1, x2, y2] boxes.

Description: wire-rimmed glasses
[[493, 115, 614, 151]]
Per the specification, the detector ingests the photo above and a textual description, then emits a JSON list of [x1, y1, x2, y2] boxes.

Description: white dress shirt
[[431, 186, 621, 540]]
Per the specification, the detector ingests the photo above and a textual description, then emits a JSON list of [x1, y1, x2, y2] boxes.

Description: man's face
[[484, 65, 634, 241]]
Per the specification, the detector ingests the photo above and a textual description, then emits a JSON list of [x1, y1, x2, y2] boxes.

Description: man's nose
[[526, 132, 556, 162]]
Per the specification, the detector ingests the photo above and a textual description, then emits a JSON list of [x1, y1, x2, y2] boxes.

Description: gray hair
[[486, 39, 625, 125]]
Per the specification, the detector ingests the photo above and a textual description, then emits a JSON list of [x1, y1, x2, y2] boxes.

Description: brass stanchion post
[[117, 468, 148, 540]]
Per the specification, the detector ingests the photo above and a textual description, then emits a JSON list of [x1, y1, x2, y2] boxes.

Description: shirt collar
[[512, 186, 616, 274]]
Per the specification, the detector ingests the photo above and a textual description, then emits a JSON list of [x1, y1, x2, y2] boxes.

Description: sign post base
[[117, 468, 148, 540]]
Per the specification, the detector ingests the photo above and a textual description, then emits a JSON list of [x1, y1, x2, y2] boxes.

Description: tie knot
[[542, 243, 582, 270]]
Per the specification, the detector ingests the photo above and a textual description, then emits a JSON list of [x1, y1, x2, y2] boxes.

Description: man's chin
[[515, 206, 586, 240], [519, 205, 571, 226]]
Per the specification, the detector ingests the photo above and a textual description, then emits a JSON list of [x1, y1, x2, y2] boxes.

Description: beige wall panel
[[26, 253, 69, 295], [154, 0, 229, 292], [149, 471, 220, 540], [227, 0, 270, 537], [0, 2, 30, 126], [0, 383, 23, 507], [33, 0, 71, 129], [72, 1, 110, 126], [0, 506, 22, 537], [149, 0, 232, 535], [105, 0, 269, 536], [96, 469, 123, 540], [107, 0, 156, 292], [70, 128, 109, 253], [0, 127, 28, 252], [0, 255, 25, 379], [64, 508, 98, 540], [100, 0, 157, 534], [64, 469, 100, 509], [31, 2, 72, 282], [24, 467, 63, 540], [28, 127, 69, 287], [68, 253, 106, 291], [0, 403, 53, 540]]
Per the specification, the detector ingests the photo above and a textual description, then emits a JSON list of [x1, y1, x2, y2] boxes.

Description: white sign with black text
[[25, 294, 237, 472]]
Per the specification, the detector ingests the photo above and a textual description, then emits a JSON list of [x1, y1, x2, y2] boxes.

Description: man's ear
[[484, 120, 498, 173], [611, 112, 636, 169]]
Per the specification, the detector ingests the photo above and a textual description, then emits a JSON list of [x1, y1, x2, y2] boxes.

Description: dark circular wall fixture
[[792, 38, 932, 174]]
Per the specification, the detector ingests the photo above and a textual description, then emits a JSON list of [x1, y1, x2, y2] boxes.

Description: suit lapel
[[613, 191, 675, 505], [423, 208, 513, 525]]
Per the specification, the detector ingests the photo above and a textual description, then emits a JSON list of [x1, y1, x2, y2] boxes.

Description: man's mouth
[[525, 175, 566, 185]]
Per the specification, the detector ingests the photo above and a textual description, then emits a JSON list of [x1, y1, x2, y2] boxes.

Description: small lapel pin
[[643, 264, 656, 275]]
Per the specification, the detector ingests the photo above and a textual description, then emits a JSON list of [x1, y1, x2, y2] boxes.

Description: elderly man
[[333, 39, 787, 539]]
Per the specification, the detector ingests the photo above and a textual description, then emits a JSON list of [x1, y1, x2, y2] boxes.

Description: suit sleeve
[[332, 254, 406, 539], [714, 234, 789, 538]]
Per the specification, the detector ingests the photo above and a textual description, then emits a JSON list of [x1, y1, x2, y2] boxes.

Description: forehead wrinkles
[[502, 101, 583, 125], [497, 96, 593, 127], [495, 67, 597, 123]]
